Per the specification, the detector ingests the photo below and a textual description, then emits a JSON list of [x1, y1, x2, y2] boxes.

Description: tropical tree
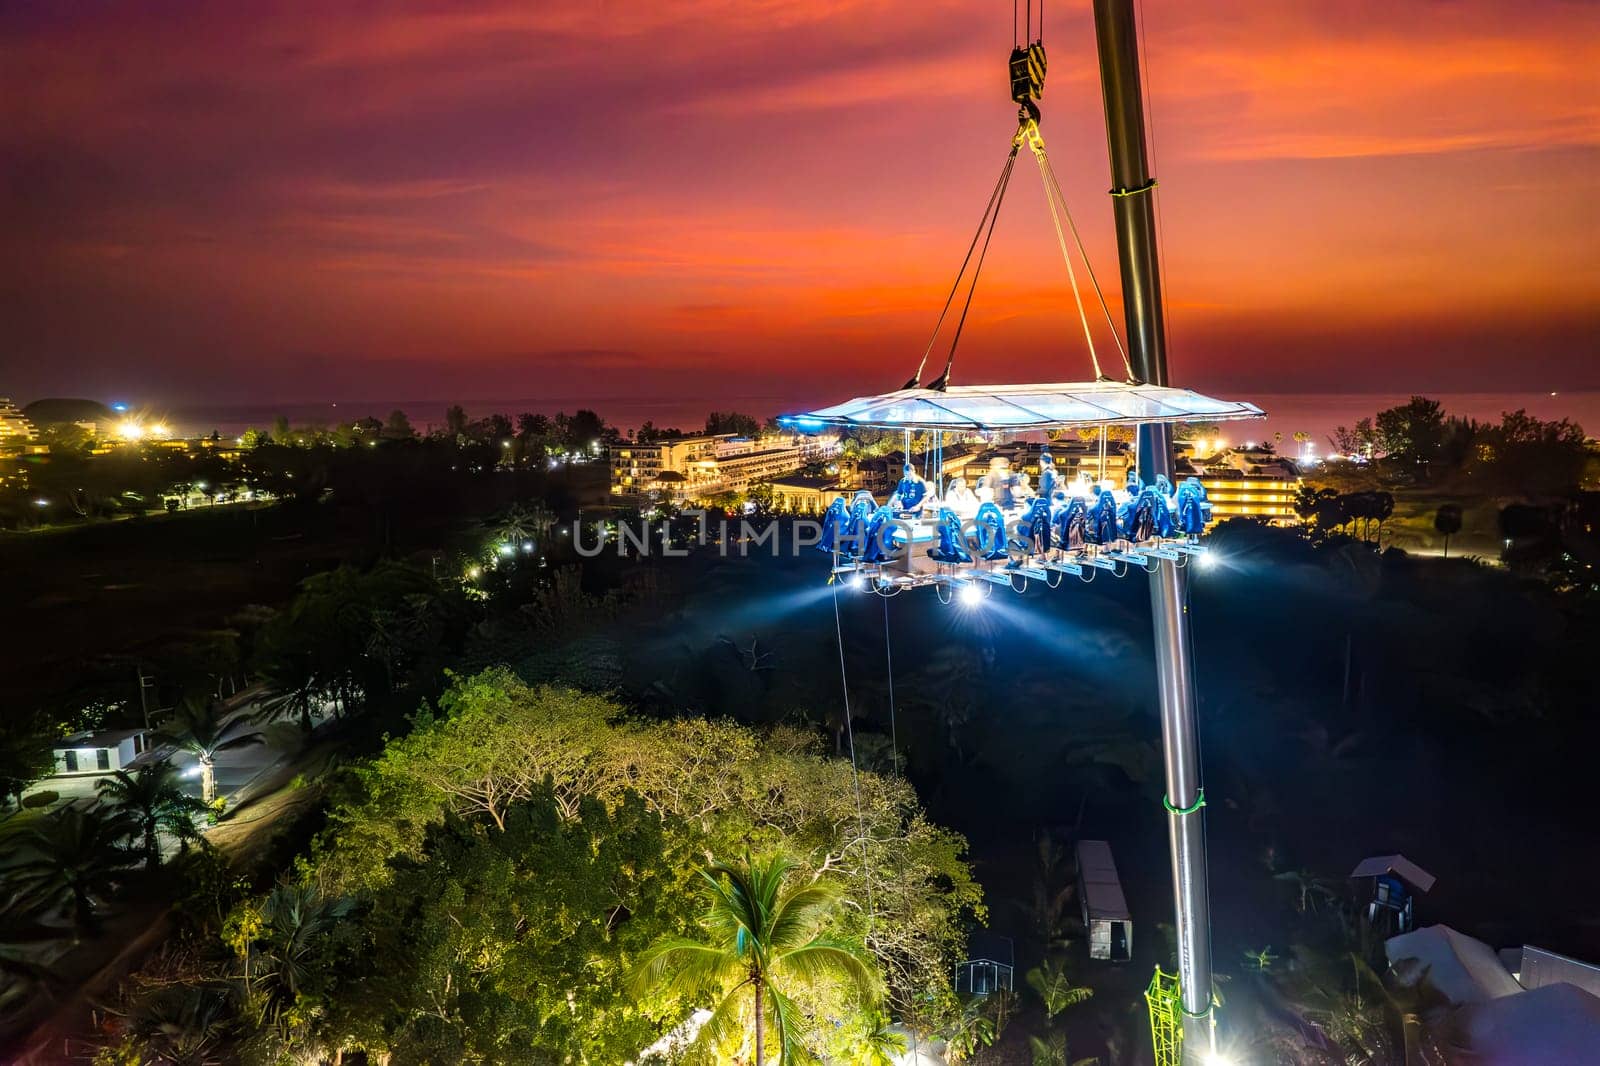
[[940, 993, 996, 1062], [156, 697, 265, 805], [2, 806, 138, 933], [226, 883, 355, 1042], [0, 713, 57, 810], [122, 984, 237, 1065], [1434, 503, 1463, 559], [630, 854, 878, 1065], [257, 657, 323, 735], [0, 899, 65, 1016], [1026, 955, 1093, 1020], [96, 761, 209, 871], [1273, 866, 1339, 915]]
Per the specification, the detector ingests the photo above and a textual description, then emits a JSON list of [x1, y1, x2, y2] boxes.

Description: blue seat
[[1145, 487, 1175, 538], [842, 496, 874, 556], [1087, 490, 1120, 545], [861, 504, 906, 563], [1014, 496, 1053, 554], [1120, 490, 1157, 542], [1053, 497, 1088, 551], [971, 502, 1009, 560], [929, 508, 973, 563], [818, 497, 847, 552], [1174, 478, 1210, 535]]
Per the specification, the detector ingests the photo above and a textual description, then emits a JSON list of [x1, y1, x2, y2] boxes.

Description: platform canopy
[[783, 381, 1264, 433]]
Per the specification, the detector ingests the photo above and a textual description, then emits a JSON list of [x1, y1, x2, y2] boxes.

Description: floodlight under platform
[[783, 380, 1263, 433]]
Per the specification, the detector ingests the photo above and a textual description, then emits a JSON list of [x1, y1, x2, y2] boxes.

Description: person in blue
[[890, 463, 929, 517], [1037, 450, 1060, 501]]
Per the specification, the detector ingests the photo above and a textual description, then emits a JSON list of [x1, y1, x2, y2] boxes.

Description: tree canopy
[[80, 671, 982, 1062]]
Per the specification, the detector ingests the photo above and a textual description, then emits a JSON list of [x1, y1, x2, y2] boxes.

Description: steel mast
[[1091, 0, 1216, 1059]]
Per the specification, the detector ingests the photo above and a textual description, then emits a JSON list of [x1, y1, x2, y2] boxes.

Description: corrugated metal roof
[[1351, 854, 1437, 893], [1077, 839, 1131, 922], [1518, 946, 1600, 999], [787, 381, 1264, 432]]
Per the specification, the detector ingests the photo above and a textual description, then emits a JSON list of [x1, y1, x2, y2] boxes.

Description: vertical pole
[[1091, 1, 1215, 1060]]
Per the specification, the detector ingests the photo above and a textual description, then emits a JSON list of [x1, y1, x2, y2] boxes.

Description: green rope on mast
[[1162, 788, 1206, 816]]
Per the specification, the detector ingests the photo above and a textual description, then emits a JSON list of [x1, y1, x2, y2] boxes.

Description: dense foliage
[[92, 671, 980, 1063]]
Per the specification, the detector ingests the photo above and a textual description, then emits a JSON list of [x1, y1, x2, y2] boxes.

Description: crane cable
[[905, 143, 1021, 390], [926, 144, 1019, 392], [1033, 143, 1136, 381]]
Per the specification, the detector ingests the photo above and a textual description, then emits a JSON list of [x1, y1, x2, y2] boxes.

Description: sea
[[163, 391, 1600, 451]]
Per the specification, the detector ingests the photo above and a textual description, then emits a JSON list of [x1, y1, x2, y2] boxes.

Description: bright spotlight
[[846, 572, 864, 590], [958, 582, 984, 607], [117, 419, 145, 442], [497, 543, 515, 557], [1203, 1051, 1239, 1066], [1195, 552, 1217, 571], [522, 540, 535, 553]]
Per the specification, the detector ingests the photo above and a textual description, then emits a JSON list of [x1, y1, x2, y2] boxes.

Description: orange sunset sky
[[2, 0, 1596, 408]]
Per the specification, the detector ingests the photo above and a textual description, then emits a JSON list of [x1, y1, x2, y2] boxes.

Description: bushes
[[21, 790, 58, 809]]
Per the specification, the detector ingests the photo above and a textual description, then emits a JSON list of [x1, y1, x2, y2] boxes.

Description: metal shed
[[1077, 840, 1132, 961]]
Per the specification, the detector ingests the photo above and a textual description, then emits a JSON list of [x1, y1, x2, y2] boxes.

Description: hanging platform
[[797, 382, 1263, 600], [783, 380, 1261, 433]]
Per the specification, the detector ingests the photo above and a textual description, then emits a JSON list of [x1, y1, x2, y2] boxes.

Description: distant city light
[[34, 498, 49, 507], [150, 423, 171, 438], [117, 419, 145, 442], [522, 540, 535, 553], [465, 566, 483, 580], [110, 402, 130, 413], [497, 543, 515, 557]]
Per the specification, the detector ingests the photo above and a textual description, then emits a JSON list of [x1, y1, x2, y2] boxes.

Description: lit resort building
[[609, 431, 840, 507], [0, 398, 37, 444], [1180, 442, 1302, 525]]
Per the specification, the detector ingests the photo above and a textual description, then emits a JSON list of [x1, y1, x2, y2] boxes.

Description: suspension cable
[[830, 583, 876, 923], [883, 595, 899, 778], [905, 144, 1019, 390], [1038, 150, 1136, 380], [928, 143, 1019, 391], [1030, 142, 1105, 381]]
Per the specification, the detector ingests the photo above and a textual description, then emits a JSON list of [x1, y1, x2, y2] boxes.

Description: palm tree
[[258, 654, 324, 736], [1026, 955, 1093, 1020], [1272, 867, 1339, 915], [252, 883, 356, 1020], [125, 984, 236, 1065], [156, 696, 266, 805], [0, 899, 65, 1015], [2, 806, 138, 934], [629, 854, 877, 1065], [96, 761, 209, 871]]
